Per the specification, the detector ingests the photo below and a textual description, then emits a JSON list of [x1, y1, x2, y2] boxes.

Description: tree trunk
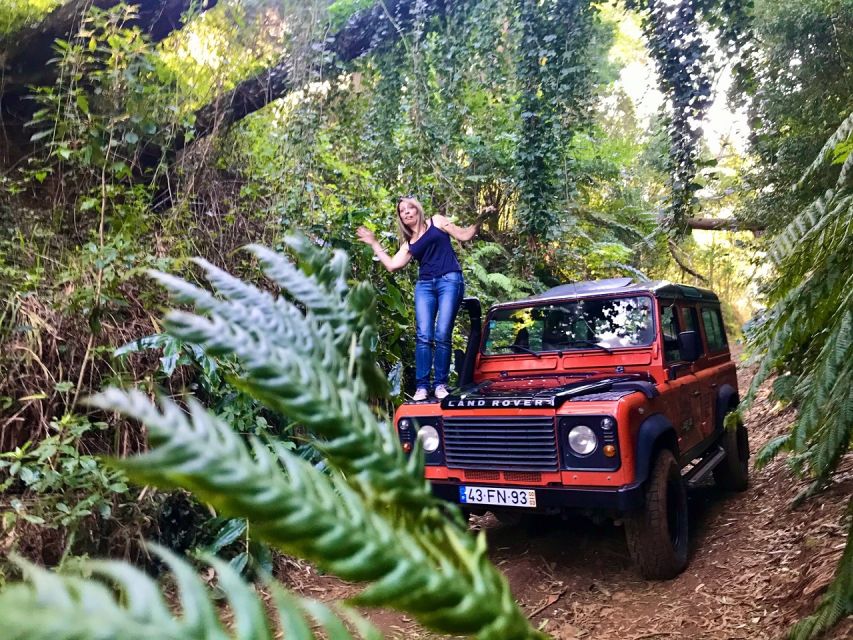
[[184, 0, 442, 149], [1, 0, 218, 92]]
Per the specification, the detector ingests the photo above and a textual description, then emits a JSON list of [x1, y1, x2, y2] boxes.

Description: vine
[[514, 0, 598, 242], [625, 0, 753, 235]]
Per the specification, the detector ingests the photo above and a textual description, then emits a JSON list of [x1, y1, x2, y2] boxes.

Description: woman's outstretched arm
[[433, 214, 479, 242], [356, 226, 413, 272]]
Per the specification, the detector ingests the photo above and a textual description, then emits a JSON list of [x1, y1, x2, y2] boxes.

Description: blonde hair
[[395, 197, 426, 244]]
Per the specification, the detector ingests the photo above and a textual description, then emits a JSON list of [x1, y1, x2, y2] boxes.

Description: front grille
[[504, 471, 542, 483], [465, 470, 500, 481], [443, 417, 558, 471]]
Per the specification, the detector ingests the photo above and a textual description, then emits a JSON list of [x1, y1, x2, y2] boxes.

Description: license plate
[[459, 485, 537, 508]]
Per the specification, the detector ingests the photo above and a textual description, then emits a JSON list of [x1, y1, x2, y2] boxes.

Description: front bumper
[[431, 480, 645, 512]]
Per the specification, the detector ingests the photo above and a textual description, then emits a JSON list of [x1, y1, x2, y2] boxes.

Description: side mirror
[[677, 330, 702, 362]]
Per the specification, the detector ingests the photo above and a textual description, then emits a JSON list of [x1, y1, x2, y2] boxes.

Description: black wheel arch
[[715, 384, 739, 434], [633, 413, 679, 485]]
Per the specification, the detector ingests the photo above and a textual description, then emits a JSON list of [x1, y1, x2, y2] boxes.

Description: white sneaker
[[434, 385, 450, 400], [412, 388, 428, 402]]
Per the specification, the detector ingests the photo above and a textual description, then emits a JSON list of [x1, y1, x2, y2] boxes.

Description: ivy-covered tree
[[514, 0, 597, 243]]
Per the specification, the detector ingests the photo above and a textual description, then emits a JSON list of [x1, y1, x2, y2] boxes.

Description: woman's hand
[[356, 226, 412, 272], [356, 226, 377, 246]]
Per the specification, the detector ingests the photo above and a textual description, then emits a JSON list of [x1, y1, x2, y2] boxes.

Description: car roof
[[490, 277, 720, 311]]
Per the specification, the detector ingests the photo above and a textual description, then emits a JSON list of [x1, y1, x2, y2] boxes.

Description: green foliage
[[461, 243, 535, 306], [0, 0, 59, 36], [747, 113, 853, 637], [89, 387, 539, 638], [739, 0, 853, 233], [0, 544, 380, 640], [0, 413, 129, 530], [329, 0, 376, 29], [625, 0, 751, 234], [0, 238, 547, 638], [514, 0, 599, 241]]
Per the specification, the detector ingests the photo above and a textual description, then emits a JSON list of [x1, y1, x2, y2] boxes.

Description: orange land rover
[[394, 278, 749, 579]]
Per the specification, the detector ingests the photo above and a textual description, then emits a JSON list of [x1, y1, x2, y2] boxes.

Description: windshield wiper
[[491, 343, 543, 358], [557, 340, 614, 354]]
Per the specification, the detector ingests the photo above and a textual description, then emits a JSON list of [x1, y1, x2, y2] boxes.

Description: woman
[[357, 197, 479, 401]]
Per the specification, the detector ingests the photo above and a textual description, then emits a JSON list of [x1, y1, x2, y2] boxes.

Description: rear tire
[[625, 449, 689, 580], [713, 414, 749, 491]]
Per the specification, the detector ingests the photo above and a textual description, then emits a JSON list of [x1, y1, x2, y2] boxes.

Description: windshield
[[483, 295, 655, 355]]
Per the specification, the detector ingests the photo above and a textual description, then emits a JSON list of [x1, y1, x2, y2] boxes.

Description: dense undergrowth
[[0, 0, 850, 638]]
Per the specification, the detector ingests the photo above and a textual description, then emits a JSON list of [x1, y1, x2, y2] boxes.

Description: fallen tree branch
[[686, 217, 765, 232], [182, 0, 441, 150], [1, 0, 218, 92], [668, 239, 708, 283]]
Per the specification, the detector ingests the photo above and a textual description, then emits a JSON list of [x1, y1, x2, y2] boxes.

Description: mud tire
[[713, 415, 749, 491], [625, 449, 689, 580]]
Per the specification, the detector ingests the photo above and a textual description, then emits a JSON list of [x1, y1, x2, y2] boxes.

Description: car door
[[699, 305, 736, 435], [682, 305, 716, 439], [659, 301, 703, 454]]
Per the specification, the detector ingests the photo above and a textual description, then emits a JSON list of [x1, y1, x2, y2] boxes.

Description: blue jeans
[[414, 271, 464, 389]]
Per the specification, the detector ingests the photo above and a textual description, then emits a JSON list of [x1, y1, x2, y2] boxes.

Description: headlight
[[398, 418, 411, 431], [417, 425, 440, 453], [568, 425, 597, 455]]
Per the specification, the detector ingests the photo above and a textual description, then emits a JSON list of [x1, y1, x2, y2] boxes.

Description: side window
[[701, 307, 728, 352], [660, 302, 682, 362], [683, 307, 705, 356]]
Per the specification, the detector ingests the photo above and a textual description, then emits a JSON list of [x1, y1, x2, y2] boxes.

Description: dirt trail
[[288, 360, 853, 639]]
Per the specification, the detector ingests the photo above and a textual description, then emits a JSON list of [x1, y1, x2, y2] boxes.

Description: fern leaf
[[86, 391, 546, 640], [0, 544, 376, 640], [797, 110, 853, 188], [150, 243, 434, 518]]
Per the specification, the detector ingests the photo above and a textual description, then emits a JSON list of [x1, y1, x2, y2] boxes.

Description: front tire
[[625, 449, 689, 580], [713, 413, 749, 491]]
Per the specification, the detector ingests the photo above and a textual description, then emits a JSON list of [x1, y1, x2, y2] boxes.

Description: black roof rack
[[490, 278, 719, 311]]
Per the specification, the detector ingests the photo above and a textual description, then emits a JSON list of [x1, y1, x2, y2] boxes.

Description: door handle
[[711, 383, 718, 388], [691, 391, 701, 397]]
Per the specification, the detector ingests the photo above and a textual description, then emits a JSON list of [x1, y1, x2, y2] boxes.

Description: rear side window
[[701, 307, 728, 352], [683, 307, 704, 356], [660, 302, 682, 362]]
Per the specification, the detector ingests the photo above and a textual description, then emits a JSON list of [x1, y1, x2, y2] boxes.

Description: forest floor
[[282, 356, 853, 639]]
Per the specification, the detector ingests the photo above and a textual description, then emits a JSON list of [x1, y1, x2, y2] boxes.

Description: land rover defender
[[393, 277, 749, 579]]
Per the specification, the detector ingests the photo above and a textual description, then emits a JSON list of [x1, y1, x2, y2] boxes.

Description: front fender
[[633, 413, 678, 485]]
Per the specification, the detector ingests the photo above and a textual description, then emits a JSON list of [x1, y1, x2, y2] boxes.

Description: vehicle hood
[[441, 373, 657, 409]]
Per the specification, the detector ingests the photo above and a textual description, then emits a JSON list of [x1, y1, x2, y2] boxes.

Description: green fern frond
[[86, 390, 545, 640], [797, 110, 853, 188], [149, 240, 442, 520], [749, 114, 853, 639], [754, 434, 791, 469], [485, 272, 516, 294], [770, 189, 833, 264], [0, 543, 377, 640], [469, 243, 505, 261]]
